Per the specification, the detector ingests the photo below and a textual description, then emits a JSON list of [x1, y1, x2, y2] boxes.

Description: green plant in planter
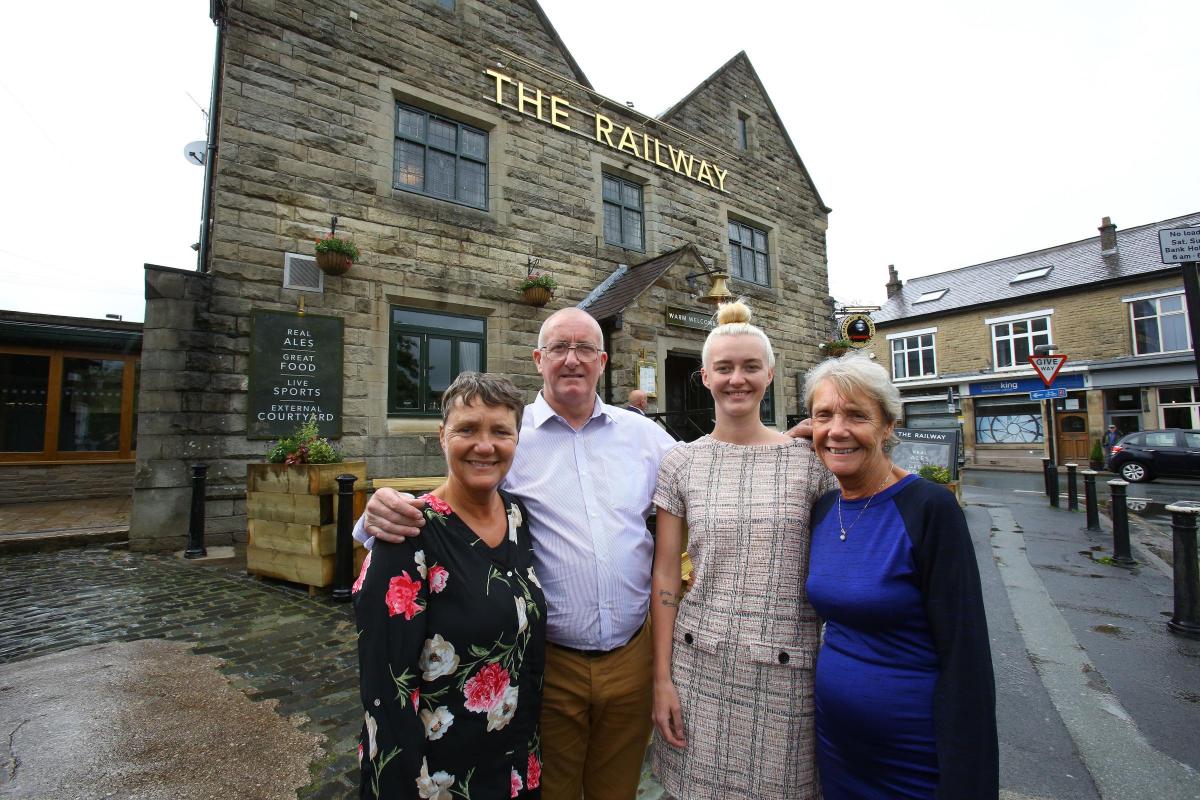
[[1090, 439, 1104, 464], [266, 417, 342, 465], [519, 272, 557, 292], [917, 464, 952, 484], [821, 338, 854, 353], [314, 234, 361, 262]]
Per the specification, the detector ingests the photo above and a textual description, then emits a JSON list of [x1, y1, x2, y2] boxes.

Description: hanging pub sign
[[247, 309, 344, 439], [838, 313, 875, 347]]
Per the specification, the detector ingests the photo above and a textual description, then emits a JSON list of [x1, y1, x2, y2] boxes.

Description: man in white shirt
[[356, 307, 676, 799]]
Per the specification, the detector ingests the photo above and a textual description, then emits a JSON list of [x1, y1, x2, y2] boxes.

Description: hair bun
[[716, 300, 752, 326]]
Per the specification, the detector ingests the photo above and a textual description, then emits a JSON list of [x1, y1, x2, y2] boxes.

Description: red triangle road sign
[[1028, 354, 1067, 387]]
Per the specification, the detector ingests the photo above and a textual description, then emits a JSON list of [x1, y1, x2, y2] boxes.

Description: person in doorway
[[803, 354, 998, 799], [650, 300, 831, 799], [1103, 424, 1122, 461], [625, 389, 648, 415], [354, 307, 677, 800]]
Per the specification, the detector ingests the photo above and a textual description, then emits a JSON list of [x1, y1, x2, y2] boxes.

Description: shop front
[[965, 373, 1087, 468]]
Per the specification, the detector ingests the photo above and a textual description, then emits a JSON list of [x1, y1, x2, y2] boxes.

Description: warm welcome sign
[[485, 68, 731, 193]]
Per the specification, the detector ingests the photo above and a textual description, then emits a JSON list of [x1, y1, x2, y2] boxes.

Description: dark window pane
[[392, 309, 484, 333], [457, 159, 486, 207], [893, 351, 905, 377], [1014, 337, 1032, 364], [394, 335, 421, 409], [461, 128, 486, 160], [907, 350, 920, 377], [427, 118, 456, 152], [1135, 317, 1159, 353], [997, 339, 1012, 367], [621, 182, 640, 207], [0, 353, 49, 452], [397, 108, 424, 140], [58, 358, 124, 451], [1131, 299, 1155, 318], [427, 338, 452, 412], [426, 150, 455, 197], [395, 140, 424, 188], [1031, 317, 1048, 332], [1012, 320, 1028, 335], [920, 334, 933, 348], [754, 251, 768, 284], [604, 204, 622, 245], [995, 323, 1010, 338], [759, 385, 774, 424], [737, 115, 749, 150], [622, 208, 641, 248], [603, 176, 620, 203]]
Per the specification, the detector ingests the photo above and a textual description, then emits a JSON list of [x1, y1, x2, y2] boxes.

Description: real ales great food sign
[[247, 310, 344, 439]]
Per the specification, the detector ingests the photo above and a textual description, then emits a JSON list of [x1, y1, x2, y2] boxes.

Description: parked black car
[[1107, 428, 1200, 482]]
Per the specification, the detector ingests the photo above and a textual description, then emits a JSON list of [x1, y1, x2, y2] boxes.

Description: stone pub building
[[131, 0, 831, 548]]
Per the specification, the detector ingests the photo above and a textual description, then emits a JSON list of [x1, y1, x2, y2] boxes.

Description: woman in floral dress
[[650, 301, 830, 799], [354, 373, 546, 799]]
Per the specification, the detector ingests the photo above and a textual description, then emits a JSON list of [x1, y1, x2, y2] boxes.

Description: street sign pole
[[1031, 350, 1065, 467]]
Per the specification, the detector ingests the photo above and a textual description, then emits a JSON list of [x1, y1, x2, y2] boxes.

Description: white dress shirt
[[354, 393, 677, 650]]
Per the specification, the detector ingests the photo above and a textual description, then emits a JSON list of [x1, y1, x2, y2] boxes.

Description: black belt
[[550, 621, 645, 658]]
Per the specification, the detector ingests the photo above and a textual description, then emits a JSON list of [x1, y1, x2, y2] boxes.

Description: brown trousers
[[540, 622, 653, 800]]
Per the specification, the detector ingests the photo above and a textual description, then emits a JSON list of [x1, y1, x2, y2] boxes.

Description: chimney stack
[[1099, 216, 1118, 255], [885, 264, 903, 298]]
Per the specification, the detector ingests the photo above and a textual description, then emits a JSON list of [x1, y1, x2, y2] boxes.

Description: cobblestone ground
[[0, 546, 361, 799], [0, 546, 667, 799]]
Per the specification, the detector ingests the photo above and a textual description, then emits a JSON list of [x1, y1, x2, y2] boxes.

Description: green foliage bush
[[917, 464, 952, 484], [266, 417, 342, 465], [519, 272, 557, 291], [314, 235, 360, 261]]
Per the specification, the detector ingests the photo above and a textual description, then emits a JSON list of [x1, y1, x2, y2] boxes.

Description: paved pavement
[[1, 479, 1198, 799]]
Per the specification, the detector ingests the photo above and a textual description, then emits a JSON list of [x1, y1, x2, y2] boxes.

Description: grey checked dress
[[652, 436, 831, 800]]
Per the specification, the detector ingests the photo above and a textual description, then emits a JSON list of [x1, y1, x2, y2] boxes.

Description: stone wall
[[130, 0, 830, 548], [0, 463, 135, 506]]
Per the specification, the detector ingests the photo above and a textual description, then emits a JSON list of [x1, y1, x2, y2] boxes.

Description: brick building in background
[[130, 0, 832, 549], [866, 213, 1200, 471]]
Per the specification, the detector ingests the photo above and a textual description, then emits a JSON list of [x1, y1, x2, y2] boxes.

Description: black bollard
[[1048, 463, 1060, 508], [331, 474, 358, 601], [1166, 502, 1200, 639], [1082, 469, 1101, 532], [1107, 480, 1136, 566], [1066, 463, 1078, 511], [1042, 457, 1052, 498], [184, 464, 208, 559]]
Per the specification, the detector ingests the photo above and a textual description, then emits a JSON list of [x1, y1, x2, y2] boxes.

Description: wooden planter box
[[246, 462, 368, 594]]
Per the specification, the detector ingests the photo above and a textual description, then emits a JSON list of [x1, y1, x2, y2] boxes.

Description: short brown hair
[[440, 372, 525, 430]]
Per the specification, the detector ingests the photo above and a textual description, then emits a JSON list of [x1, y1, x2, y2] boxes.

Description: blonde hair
[[700, 299, 775, 368]]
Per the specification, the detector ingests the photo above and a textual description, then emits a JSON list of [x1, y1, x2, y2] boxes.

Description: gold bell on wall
[[697, 270, 733, 306]]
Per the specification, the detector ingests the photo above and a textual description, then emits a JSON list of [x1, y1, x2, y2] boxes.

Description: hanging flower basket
[[316, 250, 352, 276], [522, 286, 552, 307], [314, 234, 360, 276]]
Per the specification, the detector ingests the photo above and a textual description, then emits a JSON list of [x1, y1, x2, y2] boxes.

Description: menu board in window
[[247, 310, 343, 439]]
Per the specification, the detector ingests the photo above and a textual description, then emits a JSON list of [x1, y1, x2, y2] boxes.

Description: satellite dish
[[184, 140, 206, 166]]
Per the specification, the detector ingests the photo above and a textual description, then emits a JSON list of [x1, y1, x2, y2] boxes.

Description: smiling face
[[534, 309, 607, 418], [701, 333, 773, 419], [439, 398, 519, 497], [809, 379, 896, 486]]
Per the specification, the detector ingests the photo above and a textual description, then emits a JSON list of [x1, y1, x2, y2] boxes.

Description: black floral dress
[[354, 491, 546, 799]]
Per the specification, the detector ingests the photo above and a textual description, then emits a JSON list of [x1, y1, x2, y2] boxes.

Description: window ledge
[[387, 417, 442, 434]]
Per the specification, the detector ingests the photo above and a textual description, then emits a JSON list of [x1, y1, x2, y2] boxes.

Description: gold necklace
[[837, 474, 893, 542]]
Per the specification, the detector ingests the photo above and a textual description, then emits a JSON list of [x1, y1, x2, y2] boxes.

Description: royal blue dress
[[807, 474, 997, 800]]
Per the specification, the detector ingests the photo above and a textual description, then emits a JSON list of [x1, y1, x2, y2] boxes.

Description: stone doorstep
[[0, 527, 129, 555]]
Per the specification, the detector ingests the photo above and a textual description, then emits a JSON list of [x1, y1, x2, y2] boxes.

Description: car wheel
[[1119, 461, 1150, 482]]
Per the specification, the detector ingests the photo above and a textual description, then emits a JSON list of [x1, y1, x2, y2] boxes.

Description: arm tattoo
[[658, 589, 680, 608]]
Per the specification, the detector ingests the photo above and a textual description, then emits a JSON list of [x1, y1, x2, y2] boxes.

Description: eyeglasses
[[540, 341, 603, 362]]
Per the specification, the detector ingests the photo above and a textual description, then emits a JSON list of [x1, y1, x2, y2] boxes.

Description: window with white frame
[[990, 313, 1051, 369], [1130, 292, 1189, 355], [889, 330, 937, 379]]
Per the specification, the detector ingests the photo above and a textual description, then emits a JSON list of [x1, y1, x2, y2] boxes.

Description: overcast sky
[[2, 1, 1196, 323]]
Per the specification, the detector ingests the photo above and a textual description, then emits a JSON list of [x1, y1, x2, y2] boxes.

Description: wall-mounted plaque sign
[[666, 306, 715, 331], [247, 310, 344, 440]]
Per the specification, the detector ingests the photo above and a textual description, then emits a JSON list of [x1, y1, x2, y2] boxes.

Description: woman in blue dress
[[802, 354, 998, 799]]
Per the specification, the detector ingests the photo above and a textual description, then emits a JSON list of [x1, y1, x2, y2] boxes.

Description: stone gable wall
[[131, 0, 830, 549]]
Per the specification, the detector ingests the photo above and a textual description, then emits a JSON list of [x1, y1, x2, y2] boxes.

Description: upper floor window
[[990, 314, 1050, 369], [602, 174, 644, 251], [389, 308, 485, 416], [728, 221, 769, 286], [890, 331, 936, 379], [394, 103, 488, 210], [736, 111, 750, 150], [1130, 293, 1189, 355]]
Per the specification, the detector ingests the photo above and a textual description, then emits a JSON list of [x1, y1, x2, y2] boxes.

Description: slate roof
[[873, 212, 1200, 325], [579, 244, 706, 320]]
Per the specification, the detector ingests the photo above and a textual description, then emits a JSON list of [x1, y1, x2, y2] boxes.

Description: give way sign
[[1028, 354, 1067, 387]]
